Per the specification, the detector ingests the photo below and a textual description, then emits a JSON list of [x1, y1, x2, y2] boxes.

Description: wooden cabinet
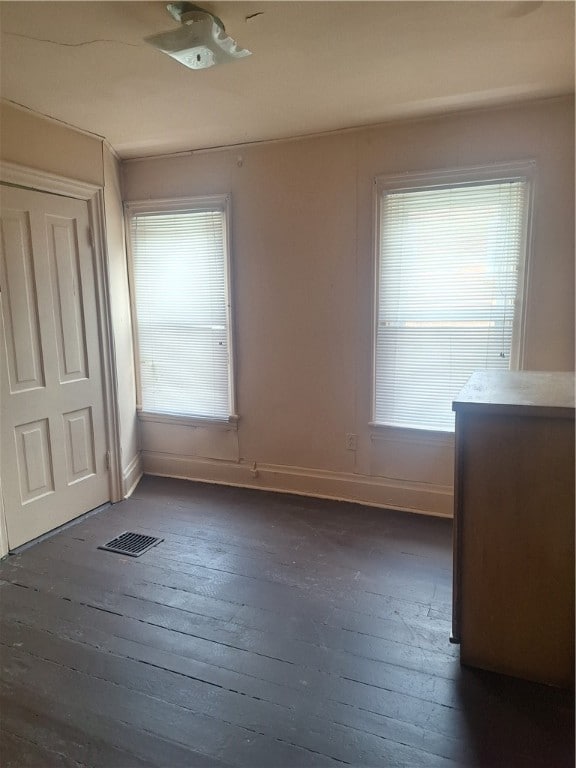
[[452, 371, 575, 688]]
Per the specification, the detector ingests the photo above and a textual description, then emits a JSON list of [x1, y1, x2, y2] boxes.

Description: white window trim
[[371, 160, 536, 432], [137, 411, 239, 430], [124, 195, 238, 426]]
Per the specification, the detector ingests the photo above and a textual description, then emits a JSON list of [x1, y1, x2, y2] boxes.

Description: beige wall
[[5, 96, 571, 524], [0, 102, 104, 186], [123, 97, 575, 516], [0, 102, 139, 502]]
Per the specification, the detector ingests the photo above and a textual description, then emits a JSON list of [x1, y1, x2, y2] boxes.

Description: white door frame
[[0, 161, 123, 555]]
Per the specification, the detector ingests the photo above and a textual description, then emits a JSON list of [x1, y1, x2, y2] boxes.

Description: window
[[374, 164, 532, 431], [126, 196, 235, 421]]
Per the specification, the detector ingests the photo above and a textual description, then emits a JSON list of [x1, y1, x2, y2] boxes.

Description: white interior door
[[0, 184, 110, 549]]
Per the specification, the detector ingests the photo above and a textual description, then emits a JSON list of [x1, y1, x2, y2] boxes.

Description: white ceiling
[[1, 1, 574, 159]]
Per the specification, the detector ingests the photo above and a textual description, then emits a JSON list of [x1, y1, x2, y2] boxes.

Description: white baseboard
[[122, 452, 143, 498], [141, 451, 453, 518]]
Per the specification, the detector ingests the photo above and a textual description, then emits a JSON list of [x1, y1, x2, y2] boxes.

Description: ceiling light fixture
[[145, 2, 252, 70]]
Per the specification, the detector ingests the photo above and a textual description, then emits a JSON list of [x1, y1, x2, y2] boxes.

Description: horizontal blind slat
[[375, 179, 527, 430], [131, 208, 231, 419]]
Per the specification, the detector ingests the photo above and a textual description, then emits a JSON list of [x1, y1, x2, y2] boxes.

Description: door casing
[[0, 161, 122, 555]]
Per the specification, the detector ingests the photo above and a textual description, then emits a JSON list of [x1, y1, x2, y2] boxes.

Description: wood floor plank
[[0, 689, 228, 768], [0, 586, 475, 763], [49, 520, 452, 606], [129, 476, 453, 558], [1, 645, 345, 768], [4, 546, 455, 660], [22, 526, 452, 611], [0, 620, 466, 767], [53, 491, 453, 583], [0, 560, 466, 710], [0, 576, 458, 690], [0, 475, 572, 768], [0, 696, 157, 768], [39, 529, 445, 622], [0, 728, 86, 768], [11, 537, 456, 656], [1, 571, 571, 766]]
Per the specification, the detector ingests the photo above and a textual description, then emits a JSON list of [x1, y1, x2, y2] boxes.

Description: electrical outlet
[[345, 433, 358, 451]]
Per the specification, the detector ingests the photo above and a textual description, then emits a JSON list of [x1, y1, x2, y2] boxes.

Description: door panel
[[63, 407, 96, 484], [14, 418, 54, 503], [1, 185, 110, 548], [1, 209, 44, 392], [47, 215, 88, 381]]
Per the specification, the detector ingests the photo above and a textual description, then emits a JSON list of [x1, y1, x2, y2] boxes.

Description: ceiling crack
[[4, 32, 143, 49]]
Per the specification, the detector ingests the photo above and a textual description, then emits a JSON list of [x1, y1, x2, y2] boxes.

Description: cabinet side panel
[[459, 413, 575, 688]]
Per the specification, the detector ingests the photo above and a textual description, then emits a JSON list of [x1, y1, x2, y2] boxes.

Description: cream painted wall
[[0, 102, 104, 187], [0, 102, 139, 509], [123, 97, 575, 517]]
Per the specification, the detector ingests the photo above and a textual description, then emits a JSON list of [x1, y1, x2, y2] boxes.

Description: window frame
[[371, 160, 536, 432], [124, 194, 238, 426]]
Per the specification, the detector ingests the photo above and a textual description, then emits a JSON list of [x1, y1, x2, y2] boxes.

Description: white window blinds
[[129, 203, 233, 420], [375, 178, 529, 431]]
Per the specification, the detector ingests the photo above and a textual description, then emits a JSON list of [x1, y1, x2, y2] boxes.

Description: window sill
[[137, 410, 239, 430], [369, 423, 455, 446]]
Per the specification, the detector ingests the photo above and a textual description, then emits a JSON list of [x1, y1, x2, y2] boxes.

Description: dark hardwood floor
[[0, 476, 573, 767]]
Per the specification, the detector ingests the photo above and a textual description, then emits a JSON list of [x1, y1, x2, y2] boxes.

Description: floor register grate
[[98, 531, 164, 557]]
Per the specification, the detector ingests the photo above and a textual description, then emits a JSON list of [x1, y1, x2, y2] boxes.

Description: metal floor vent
[[98, 531, 163, 557]]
